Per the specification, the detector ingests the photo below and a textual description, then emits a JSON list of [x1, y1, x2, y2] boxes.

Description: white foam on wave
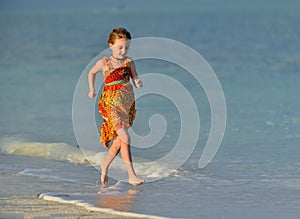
[[38, 190, 171, 219], [0, 137, 177, 182], [0, 137, 90, 164]]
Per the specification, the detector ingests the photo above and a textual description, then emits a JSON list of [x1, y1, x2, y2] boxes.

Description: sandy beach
[[1, 195, 122, 219], [0, 154, 127, 219]]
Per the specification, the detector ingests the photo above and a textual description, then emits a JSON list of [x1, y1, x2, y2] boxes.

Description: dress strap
[[124, 58, 129, 67], [103, 56, 112, 70]]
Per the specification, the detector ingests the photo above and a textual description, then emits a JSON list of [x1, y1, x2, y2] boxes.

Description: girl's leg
[[101, 137, 121, 184], [116, 128, 144, 186]]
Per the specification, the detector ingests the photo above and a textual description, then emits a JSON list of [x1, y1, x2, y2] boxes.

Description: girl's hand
[[133, 78, 143, 88], [88, 90, 97, 98]]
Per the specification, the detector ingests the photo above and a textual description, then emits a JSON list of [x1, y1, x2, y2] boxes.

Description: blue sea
[[1, 0, 300, 218]]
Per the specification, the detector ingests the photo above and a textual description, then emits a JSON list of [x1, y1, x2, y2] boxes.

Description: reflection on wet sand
[[97, 189, 142, 212]]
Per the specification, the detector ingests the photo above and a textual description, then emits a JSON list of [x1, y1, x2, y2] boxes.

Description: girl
[[88, 28, 144, 186]]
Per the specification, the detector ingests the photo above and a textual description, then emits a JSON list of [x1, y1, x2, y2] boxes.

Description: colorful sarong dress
[[98, 57, 136, 147]]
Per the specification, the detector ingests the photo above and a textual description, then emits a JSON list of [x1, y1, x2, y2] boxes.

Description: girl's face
[[109, 38, 130, 59]]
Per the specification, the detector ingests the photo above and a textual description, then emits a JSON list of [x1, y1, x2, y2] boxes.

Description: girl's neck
[[111, 54, 126, 61], [109, 55, 127, 69]]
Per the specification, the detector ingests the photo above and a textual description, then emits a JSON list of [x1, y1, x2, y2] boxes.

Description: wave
[[0, 137, 89, 164], [0, 136, 176, 181]]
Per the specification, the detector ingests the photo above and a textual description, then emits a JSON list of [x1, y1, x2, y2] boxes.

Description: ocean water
[[1, 0, 300, 218]]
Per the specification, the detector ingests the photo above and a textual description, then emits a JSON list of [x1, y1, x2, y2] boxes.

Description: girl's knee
[[120, 135, 130, 145], [110, 138, 121, 152], [116, 128, 130, 144]]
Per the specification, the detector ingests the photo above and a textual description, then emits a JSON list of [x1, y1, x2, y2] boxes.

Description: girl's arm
[[128, 58, 143, 88], [88, 59, 105, 98]]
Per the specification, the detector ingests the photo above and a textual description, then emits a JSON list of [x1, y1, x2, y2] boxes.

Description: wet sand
[[1, 195, 123, 219]]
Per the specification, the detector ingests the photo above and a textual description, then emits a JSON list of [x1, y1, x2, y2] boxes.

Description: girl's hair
[[107, 27, 131, 45]]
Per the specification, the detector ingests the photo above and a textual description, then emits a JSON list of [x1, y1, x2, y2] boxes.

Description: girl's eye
[[116, 46, 129, 50]]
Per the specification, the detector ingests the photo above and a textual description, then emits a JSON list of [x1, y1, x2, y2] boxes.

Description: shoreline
[[0, 154, 124, 219], [0, 154, 163, 219], [38, 192, 169, 219], [1, 195, 123, 219]]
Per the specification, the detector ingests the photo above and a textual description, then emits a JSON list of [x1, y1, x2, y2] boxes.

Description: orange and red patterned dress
[[98, 57, 136, 147]]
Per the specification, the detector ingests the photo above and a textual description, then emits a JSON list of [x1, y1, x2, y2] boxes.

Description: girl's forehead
[[114, 38, 130, 46]]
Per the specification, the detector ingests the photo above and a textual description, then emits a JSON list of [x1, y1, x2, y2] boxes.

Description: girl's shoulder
[[93, 57, 105, 67], [125, 57, 135, 67], [97, 56, 111, 70], [101, 56, 109, 65], [126, 56, 134, 63]]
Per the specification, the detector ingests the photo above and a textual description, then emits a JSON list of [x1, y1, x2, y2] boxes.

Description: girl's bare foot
[[101, 171, 108, 185], [128, 176, 144, 186], [100, 163, 108, 185]]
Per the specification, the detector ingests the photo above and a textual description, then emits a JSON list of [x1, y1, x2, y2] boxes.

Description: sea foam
[[0, 137, 89, 164], [0, 137, 177, 181]]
